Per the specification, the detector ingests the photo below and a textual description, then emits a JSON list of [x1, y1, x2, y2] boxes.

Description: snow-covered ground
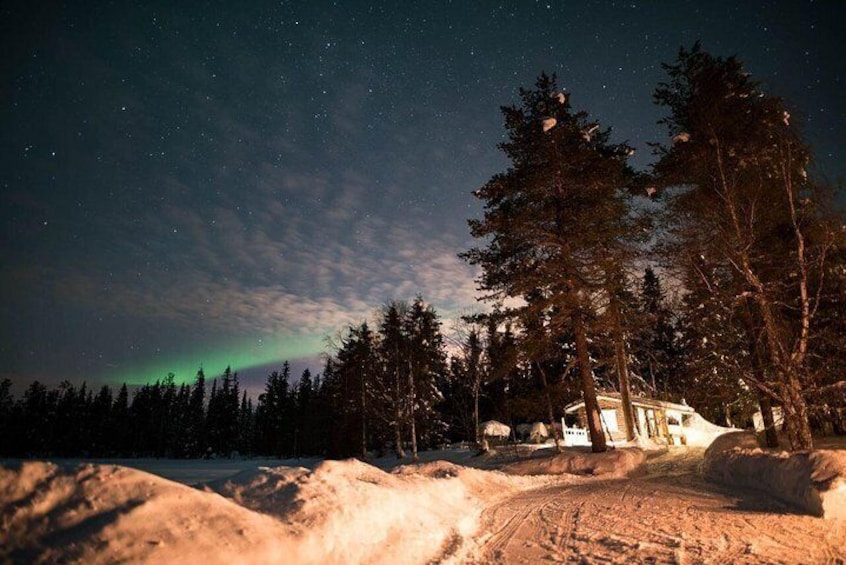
[[2, 438, 845, 564]]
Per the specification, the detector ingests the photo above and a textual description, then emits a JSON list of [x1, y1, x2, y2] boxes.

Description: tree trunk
[[757, 392, 779, 448], [360, 375, 367, 460], [573, 309, 607, 452], [408, 360, 419, 461], [609, 294, 637, 441], [781, 372, 814, 451], [394, 368, 406, 458], [473, 381, 481, 447], [536, 363, 562, 453]]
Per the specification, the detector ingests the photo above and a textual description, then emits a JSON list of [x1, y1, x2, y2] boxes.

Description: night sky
[[2, 1, 844, 394]]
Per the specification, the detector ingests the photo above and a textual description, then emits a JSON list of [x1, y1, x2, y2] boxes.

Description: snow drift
[[702, 432, 846, 519], [501, 447, 646, 478], [0, 458, 545, 564], [682, 411, 738, 447], [205, 458, 538, 564], [0, 461, 293, 564]]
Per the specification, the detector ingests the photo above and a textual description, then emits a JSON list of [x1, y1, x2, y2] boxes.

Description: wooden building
[[563, 393, 696, 446]]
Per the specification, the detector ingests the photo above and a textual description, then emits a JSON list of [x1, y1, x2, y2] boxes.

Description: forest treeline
[[0, 278, 715, 459], [2, 44, 845, 458]]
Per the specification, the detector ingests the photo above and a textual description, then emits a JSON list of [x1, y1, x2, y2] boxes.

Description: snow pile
[[206, 458, 515, 564], [683, 411, 738, 447], [0, 461, 294, 564], [0, 458, 542, 564], [703, 432, 846, 519], [479, 420, 511, 438], [502, 447, 646, 478], [625, 433, 669, 452]]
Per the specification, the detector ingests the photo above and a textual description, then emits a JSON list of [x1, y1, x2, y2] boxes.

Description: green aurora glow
[[104, 334, 326, 385]]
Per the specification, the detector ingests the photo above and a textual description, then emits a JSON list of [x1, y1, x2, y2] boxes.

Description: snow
[[550, 91, 567, 104], [0, 461, 294, 564], [478, 420, 510, 438], [0, 457, 536, 564], [672, 131, 691, 144], [528, 421, 549, 443], [581, 123, 599, 141], [703, 431, 846, 519], [502, 446, 645, 478], [204, 459, 529, 564], [541, 117, 556, 132], [3, 437, 845, 563], [682, 411, 739, 447]]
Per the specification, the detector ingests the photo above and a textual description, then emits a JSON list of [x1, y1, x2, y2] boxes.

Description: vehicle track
[[466, 449, 846, 564]]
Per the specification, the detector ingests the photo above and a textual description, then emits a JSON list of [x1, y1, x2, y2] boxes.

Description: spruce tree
[[377, 301, 410, 458], [335, 323, 378, 459], [187, 369, 206, 457], [464, 73, 635, 452]]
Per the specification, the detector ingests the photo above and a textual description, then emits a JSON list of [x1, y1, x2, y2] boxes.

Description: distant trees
[[321, 296, 449, 459]]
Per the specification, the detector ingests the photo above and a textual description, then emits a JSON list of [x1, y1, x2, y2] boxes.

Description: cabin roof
[[564, 392, 695, 414]]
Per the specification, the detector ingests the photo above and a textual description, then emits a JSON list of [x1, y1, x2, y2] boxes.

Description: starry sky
[[2, 1, 844, 395]]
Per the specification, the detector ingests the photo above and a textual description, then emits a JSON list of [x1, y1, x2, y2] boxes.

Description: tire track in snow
[[466, 450, 846, 564]]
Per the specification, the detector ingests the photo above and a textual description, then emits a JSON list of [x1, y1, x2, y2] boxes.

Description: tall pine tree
[[464, 74, 635, 452]]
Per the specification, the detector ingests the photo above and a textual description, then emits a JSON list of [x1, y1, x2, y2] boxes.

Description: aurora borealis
[[2, 1, 844, 395]]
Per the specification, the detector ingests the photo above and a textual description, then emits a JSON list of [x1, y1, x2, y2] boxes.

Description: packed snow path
[[467, 448, 846, 564]]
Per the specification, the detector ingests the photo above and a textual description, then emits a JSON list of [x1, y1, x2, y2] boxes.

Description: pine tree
[[653, 43, 842, 450], [295, 369, 314, 456], [90, 385, 113, 456], [377, 301, 410, 458], [403, 297, 448, 457], [335, 323, 378, 459], [112, 383, 130, 456], [237, 390, 254, 456], [187, 368, 206, 457], [464, 74, 635, 452], [255, 362, 296, 456], [632, 268, 680, 399]]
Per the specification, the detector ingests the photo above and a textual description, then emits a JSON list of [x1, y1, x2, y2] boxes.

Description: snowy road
[[466, 449, 846, 564]]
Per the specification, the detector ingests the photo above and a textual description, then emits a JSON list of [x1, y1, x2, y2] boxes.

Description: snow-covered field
[[2, 437, 845, 564]]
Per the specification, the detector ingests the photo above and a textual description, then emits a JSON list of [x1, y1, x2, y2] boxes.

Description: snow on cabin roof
[[564, 393, 695, 414]]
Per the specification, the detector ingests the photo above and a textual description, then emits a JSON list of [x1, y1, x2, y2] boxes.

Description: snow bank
[[703, 432, 846, 519], [207, 459, 490, 563], [0, 461, 294, 564], [501, 447, 646, 478], [683, 412, 738, 447], [0, 458, 541, 564]]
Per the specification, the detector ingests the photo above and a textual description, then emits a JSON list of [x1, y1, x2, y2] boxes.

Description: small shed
[[563, 393, 696, 446], [478, 420, 511, 439]]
